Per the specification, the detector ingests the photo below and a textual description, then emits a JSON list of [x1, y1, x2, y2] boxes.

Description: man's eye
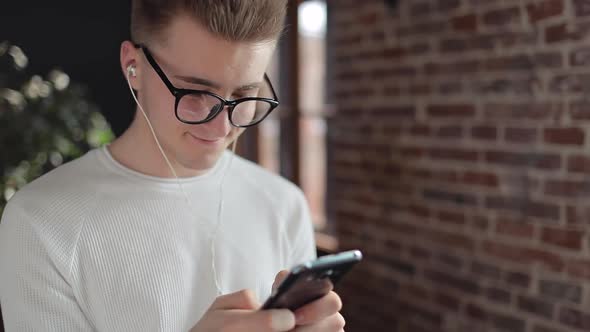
[[233, 90, 260, 99], [232, 93, 249, 99]]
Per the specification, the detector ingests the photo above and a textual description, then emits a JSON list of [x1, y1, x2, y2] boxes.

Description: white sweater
[[0, 147, 316, 331]]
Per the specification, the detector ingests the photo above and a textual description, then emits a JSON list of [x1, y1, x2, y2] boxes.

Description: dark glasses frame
[[133, 43, 280, 127]]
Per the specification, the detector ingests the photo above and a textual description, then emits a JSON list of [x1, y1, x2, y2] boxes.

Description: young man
[[0, 1, 345, 331]]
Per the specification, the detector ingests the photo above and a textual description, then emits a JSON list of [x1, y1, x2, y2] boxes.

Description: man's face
[[134, 15, 276, 172]]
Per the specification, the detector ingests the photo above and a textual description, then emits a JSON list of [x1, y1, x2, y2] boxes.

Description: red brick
[[437, 210, 466, 225], [407, 168, 431, 179], [574, 0, 590, 17], [429, 148, 479, 162], [437, 252, 463, 270], [473, 78, 535, 95], [545, 23, 569, 43], [410, 124, 431, 136], [409, 246, 431, 260], [541, 227, 584, 251], [570, 47, 590, 66], [466, 303, 488, 321], [437, 0, 460, 12], [544, 127, 585, 145], [550, 74, 590, 93], [383, 85, 401, 96], [517, 295, 554, 318], [545, 179, 590, 197], [533, 325, 563, 332], [333, 34, 362, 46], [425, 230, 475, 251], [559, 307, 590, 330], [409, 43, 431, 55], [436, 125, 463, 138], [569, 101, 590, 120], [452, 14, 477, 32], [424, 60, 481, 75], [485, 151, 561, 170], [382, 47, 406, 59], [408, 204, 431, 218], [427, 104, 476, 118], [401, 284, 430, 300], [483, 7, 521, 26], [505, 127, 538, 144], [495, 219, 535, 238], [371, 66, 417, 79], [486, 287, 511, 304], [409, 84, 431, 96], [400, 147, 424, 158], [432, 169, 458, 182], [358, 12, 378, 25], [371, 106, 416, 118], [485, 196, 560, 220], [567, 259, 590, 280], [483, 102, 562, 121], [506, 271, 531, 288], [398, 301, 442, 326], [471, 261, 502, 280], [424, 269, 480, 294], [539, 279, 582, 304], [485, 53, 562, 72], [527, 0, 564, 23], [471, 215, 490, 231], [472, 125, 497, 140], [423, 189, 478, 206], [398, 21, 448, 38], [462, 171, 499, 187], [409, 2, 430, 17], [434, 291, 461, 311]]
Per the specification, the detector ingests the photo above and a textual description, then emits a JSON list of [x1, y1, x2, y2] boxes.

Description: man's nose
[[203, 105, 232, 138]]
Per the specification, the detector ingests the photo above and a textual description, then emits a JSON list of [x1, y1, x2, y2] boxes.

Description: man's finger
[[240, 309, 296, 332], [294, 291, 342, 325], [204, 309, 296, 332], [293, 313, 345, 332], [211, 289, 260, 310], [272, 270, 290, 291]]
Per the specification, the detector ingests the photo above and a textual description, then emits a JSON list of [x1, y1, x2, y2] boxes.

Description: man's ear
[[120, 40, 141, 89]]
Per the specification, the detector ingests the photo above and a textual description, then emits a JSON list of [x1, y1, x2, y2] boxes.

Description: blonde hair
[[131, 0, 288, 44]]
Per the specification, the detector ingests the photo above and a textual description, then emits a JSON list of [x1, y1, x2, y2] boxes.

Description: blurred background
[[4, 0, 590, 331]]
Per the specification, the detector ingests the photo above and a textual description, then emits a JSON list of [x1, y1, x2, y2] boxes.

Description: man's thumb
[[272, 270, 290, 292], [212, 289, 260, 310], [244, 309, 295, 332]]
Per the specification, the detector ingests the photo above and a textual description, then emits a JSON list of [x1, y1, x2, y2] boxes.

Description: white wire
[[126, 69, 235, 296], [126, 69, 191, 206]]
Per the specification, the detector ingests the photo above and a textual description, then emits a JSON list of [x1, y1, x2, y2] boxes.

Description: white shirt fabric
[[0, 146, 316, 331]]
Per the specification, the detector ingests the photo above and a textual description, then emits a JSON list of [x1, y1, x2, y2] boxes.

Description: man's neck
[[107, 119, 209, 179]]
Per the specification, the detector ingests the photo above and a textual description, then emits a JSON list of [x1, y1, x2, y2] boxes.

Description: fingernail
[[271, 310, 295, 330]]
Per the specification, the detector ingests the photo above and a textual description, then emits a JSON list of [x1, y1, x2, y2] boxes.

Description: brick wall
[[327, 1, 590, 331]]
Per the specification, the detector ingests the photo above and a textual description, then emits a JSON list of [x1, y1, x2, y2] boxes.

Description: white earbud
[[127, 65, 137, 77]]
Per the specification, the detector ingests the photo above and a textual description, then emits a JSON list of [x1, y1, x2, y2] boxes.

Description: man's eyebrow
[[174, 75, 261, 92], [235, 83, 261, 92], [174, 75, 222, 90]]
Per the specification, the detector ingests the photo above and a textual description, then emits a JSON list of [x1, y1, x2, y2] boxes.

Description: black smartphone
[[261, 250, 363, 311]]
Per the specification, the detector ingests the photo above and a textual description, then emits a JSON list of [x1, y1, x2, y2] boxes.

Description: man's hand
[[272, 270, 346, 332], [190, 289, 296, 332]]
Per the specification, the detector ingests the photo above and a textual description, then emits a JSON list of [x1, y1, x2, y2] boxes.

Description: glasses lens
[[177, 93, 223, 123], [231, 100, 273, 126]]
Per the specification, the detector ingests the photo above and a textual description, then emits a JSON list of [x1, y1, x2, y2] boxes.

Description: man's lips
[[186, 132, 222, 145]]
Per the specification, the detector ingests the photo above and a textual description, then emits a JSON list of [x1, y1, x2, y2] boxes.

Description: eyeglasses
[[134, 43, 280, 128]]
